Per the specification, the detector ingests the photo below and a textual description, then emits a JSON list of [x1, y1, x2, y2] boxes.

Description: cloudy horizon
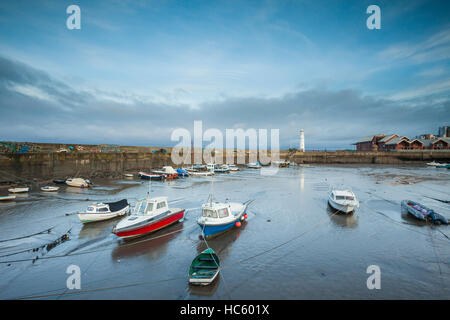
[[0, 0, 449, 150]]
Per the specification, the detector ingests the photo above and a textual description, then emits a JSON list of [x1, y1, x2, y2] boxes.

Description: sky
[[0, 0, 449, 150]]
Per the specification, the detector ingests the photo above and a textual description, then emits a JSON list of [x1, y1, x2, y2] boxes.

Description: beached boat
[[112, 196, 185, 239], [0, 195, 16, 201], [176, 168, 189, 177], [214, 165, 230, 173], [40, 186, 59, 192], [328, 188, 359, 213], [138, 171, 164, 180], [198, 199, 250, 239], [53, 179, 66, 184], [188, 248, 220, 285], [123, 173, 134, 177], [152, 166, 179, 179], [78, 199, 130, 223], [246, 161, 262, 169], [272, 160, 290, 167], [436, 164, 450, 168], [66, 178, 91, 188], [188, 170, 215, 177], [401, 200, 448, 224], [228, 164, 239, 171], [8, 187, 29, 193]]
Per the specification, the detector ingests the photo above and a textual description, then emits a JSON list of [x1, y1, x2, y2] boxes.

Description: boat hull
[[78, 205, 130, 223], [199, 213, 247, 239], [189, 270, 219, 285], [328, 199, 354, 214], [401, 200, 448, 224], [113, 209, 185, 239], [8, 188, 29, 193]]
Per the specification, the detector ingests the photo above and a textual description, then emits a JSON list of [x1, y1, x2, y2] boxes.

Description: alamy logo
[[366, 265, 381, 289], [66, 5, 81, 30], [171, 121, 281, 175], [366, 5, 381, 30], [66, 264, 81, 290]]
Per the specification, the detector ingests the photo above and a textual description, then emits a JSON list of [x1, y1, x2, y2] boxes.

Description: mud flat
[[0, 165, 448, 299]]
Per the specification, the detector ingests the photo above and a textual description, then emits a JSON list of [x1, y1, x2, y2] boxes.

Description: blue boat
[[401, 200, 448, 225], [197, 200, 251, 238], [176, 168, 189, 177]]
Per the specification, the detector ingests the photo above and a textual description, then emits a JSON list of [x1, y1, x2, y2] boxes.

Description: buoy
[[235, 221, 241, 227], [243, 214, 248, 219]]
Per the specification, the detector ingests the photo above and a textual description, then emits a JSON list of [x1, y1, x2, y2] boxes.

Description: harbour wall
[[0, 150, 449, 185]]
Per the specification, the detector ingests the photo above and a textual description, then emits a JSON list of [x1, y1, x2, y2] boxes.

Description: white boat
[[152, 166, 179, 179], [214, 164, 230, 173], [426, 161, 439, 166], [186, 167, 215, 176], [246, 162, 262, 169], [328, 188, 359, 214], [8, 187, 29, 193], [40, 186, 59, 192], [66, 178, 91, 188], [272, 160, 289, 167], [0, 195, 16, 201], [78, 199, 130, 223], [123, 173, 134, 177], [228, 164, 239, 171]]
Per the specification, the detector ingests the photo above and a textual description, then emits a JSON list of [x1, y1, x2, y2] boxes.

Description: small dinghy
[[78, 199, 130, 223], [8, 187, 29, 193], [176, 168, 189, 177], [214, 165, 231, 173], [328, 188, 359, 214], [152, 166, 179, 179], [246, 161, 262, 169], [401, 200, 448, 225], [66, 178, 92, 188], [436, 164, 450, 168], [187, 170, 215, 177], [53, 179, 66, 184], [138, 171, 164, 180], [40, 186, 59, 192], [228, 164, 239, 171], [0, 195, 16, 201], [189, 248, 220, 286]]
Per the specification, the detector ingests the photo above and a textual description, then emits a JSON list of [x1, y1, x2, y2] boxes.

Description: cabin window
[[345, 196, 354, 200], [87, 207, 95, 212], [218, 208, 229, 218], [157, 202, 166, 209], [138, 203, 147, 215], [203, 209, 218, 218], [98, 207, 108, 212], [336, 195, 346, 200], [147, 203, 153, 212]]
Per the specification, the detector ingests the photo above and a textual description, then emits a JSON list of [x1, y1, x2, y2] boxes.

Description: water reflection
[[78, 218, 121, 239], [189, 276, 220, 297], [111, 222, 183, 262], [326, 205, 359, 228], [299, 169, 305, 191]]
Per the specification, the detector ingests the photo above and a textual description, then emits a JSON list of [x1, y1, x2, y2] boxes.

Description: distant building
[[353, 134, 385, 151], [383, 137, 410, 151], [431, 137, 450, 150], [354, 128, 450, 151], [438, 126, 450, 137]]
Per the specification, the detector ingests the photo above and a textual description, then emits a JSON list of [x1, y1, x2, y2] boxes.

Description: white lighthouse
[[300, 129, 305, 152]]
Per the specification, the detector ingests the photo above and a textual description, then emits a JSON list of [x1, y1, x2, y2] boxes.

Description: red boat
[[112, 196, 185, 239]]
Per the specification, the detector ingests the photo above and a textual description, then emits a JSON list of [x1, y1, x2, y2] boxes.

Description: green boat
[[188, 248, 220, 285]]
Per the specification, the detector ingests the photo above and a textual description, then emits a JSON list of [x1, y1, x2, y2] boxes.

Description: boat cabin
[[86, 203, 110, 213], [331, 190, 355, 201], [202, 203, 230, 219], [133, 197, 169, 216]]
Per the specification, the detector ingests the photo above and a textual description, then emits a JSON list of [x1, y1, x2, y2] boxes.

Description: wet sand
[[0, 165, 449, 299]]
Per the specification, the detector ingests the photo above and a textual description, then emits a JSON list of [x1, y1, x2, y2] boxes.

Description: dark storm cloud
[[0, 56, 448, 148]]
